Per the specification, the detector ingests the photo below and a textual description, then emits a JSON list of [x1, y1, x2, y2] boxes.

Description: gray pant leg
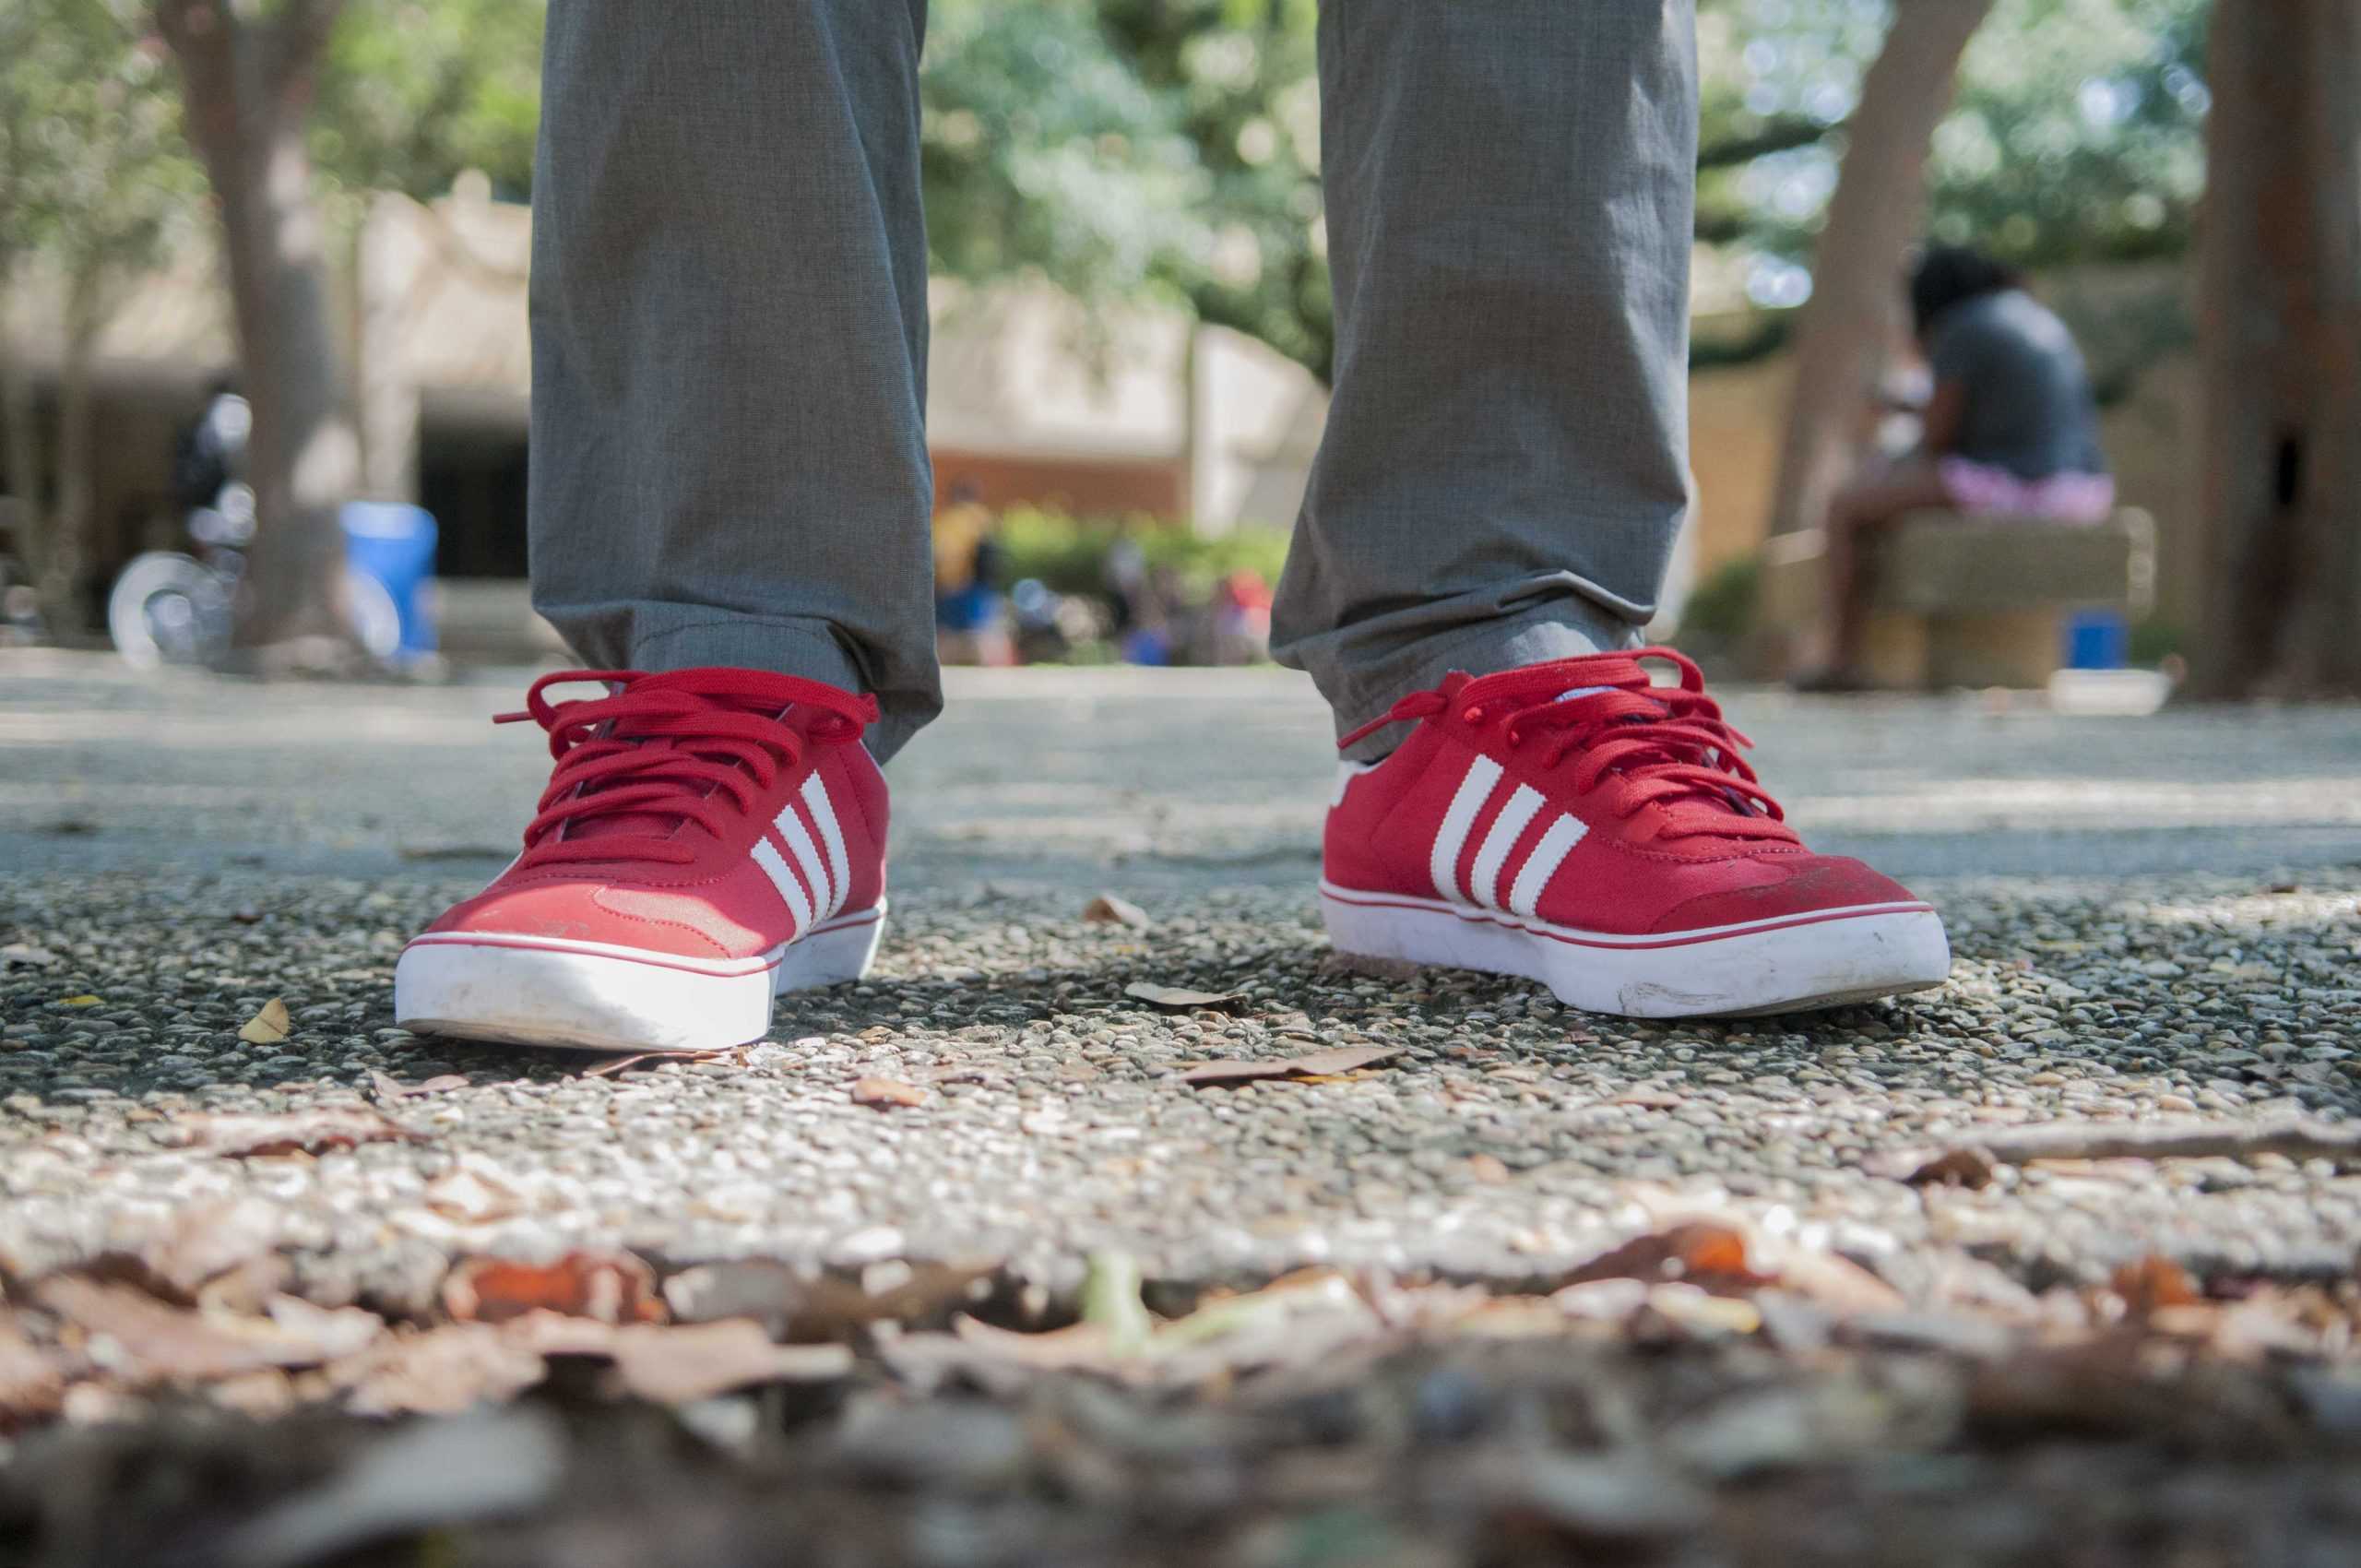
[[528, 0, 940, 762], [1272, 0, 1699, 758]]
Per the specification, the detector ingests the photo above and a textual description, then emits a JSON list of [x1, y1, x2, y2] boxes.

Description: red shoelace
[[495, 669, 878, 869], [1341, 649, 1798, 846]]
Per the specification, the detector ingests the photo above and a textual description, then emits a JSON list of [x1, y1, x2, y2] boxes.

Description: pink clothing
[[1937, 457, 2117, 524]]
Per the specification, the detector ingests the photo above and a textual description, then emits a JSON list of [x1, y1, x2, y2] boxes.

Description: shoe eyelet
[[1461, 706, 1485, 726]]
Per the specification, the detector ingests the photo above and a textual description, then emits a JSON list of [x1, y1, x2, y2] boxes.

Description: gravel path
[[5, 652, 2358, 1299], [4, 652, 2360, 1563]]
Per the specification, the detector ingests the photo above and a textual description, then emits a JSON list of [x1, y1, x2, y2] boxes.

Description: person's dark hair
[[1907, 246, 2024, 339]]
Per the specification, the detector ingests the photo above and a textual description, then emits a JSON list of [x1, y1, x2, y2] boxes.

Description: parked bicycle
[[107, 388, 397, 669]]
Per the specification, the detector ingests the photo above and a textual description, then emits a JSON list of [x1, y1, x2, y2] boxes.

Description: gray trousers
[[529, 1, 1697, 763]]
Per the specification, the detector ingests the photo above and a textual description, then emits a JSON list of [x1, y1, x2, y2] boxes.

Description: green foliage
[[1676, 551, 1763, 651], [996, 506, 1290, 598], [923, 0, 1333, 377], [0, 0, 204, 286], [1700, 0, 2212, 299], [311, 0, 546, 201]]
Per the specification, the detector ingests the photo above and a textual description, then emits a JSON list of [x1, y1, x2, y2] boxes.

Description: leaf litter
[[237, 997, 292, 1045], [1180, 1043, 1403, 1087]]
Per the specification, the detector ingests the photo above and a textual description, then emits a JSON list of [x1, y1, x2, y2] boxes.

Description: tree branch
[[1698, 115, 1838, 172]]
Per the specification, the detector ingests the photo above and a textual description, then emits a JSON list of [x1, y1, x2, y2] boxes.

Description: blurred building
[[0, 176, 1328, 642], [3, 175, 2201, 646]]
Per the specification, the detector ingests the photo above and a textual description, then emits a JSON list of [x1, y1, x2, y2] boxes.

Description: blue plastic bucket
[[2062, 609, 2129, 671], [340, 502, 437, 659]]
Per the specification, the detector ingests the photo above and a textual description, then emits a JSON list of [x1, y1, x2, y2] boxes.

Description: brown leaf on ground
[[1180, 1045, 1404, 1087], [607, 1321, 855, 1404], [237, 998, 292, 1046], [368, 1070, 473, 1103], [443, 1252, 665, 1326], [328, 1324, 548, 1417], [0, 1310, 65, 1420], [1084, 893, 1154, 932], [581, 1049, 730, 1079], [2112, 1254, 2202, 1315], [1862, 1144, 1999, 1186], [1866, 1117, 2361, 1179], [1126, 981, 1247, 1011], [32, 1277, 385, 1384], [662, 1258, 998, 1340], [852, 1076, 928, 1110], [1755, 1241, 1907, 1316], [140, 1195, 287, 1297], [163, 1107, 424, 1158], [1557, 1223, 1772, 1294], [950, 1315, 1118, 1369]]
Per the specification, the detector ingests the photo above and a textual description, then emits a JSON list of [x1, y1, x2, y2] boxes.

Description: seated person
[[1798, 246, 2113, 689]]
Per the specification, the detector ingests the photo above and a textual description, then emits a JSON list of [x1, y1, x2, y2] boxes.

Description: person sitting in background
[[932, 481, 1013, 666], [1797, 246, 2114, 691]]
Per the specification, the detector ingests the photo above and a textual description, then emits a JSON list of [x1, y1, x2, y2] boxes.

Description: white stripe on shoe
[[1467, 784, 1545, 910], [777, 806, 834, 919], [1507, 814, 1587, 919], [1430, 754, 1503, 902], [751, 837, 815, 937], [801, 773, 851, 920]]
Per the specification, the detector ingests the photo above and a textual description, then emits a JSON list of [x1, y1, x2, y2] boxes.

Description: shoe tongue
[[1551, 679, 1751, 826]]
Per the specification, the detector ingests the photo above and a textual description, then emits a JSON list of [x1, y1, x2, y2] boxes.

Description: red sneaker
[[1321, 650, 1949, 1017], [395, 668, 888, 1051]]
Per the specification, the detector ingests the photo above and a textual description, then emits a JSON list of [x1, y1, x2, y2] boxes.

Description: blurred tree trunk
[[1765, 0, 1994, 541], [2194, 1, 2361, 697], [0, 274, 42, 603], [155, 0, 361, 657], [32, 269, 104, 633]]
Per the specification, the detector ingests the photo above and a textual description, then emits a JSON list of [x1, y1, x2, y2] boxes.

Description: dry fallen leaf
[[661, 1258, 997, 1340], [1862, 1144, 1999, 1188], [164, 1107, 424, 1158], [1083, 894, 1153, 932], [141, 1195, 287, 1295], [443, 1251, 665, 1326], [1125, 981, 1247, 1011], [368, 1070, 471, 1103], [605, 1321, 853, 1403], [33, 1277, 384, 1384], [238, 998, 292, 1046], [2112, 1254, 2202, 1315], [1180, 1044, 1403, 1087], [1558, 1222, 1770, 1293], [852, 1076, 928, 1110], [582, 1049, 730, 1079], [329, 1324, 548, 1417], [0, 1310, 64, 1420], [59, 994, 101, 1007]]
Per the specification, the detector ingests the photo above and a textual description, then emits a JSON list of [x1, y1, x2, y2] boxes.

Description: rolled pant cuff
[[630, 611, 938, 765]]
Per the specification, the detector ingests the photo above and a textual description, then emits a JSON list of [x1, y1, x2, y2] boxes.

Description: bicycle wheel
[[109, 552, 231, 669]]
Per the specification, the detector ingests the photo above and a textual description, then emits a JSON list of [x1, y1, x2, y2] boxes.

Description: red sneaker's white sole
[[1320, 883, 1950, 1018], [393, 904, 886, 1052]]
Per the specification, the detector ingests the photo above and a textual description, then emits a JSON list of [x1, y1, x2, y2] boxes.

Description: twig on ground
[[1869, 1117, 2361, 1183]]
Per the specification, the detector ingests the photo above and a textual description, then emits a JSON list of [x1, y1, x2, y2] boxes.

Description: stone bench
[[1756, 509, 2156, 689]]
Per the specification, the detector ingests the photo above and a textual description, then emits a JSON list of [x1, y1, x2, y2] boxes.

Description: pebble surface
[[4, 653, 2358, 1308]]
